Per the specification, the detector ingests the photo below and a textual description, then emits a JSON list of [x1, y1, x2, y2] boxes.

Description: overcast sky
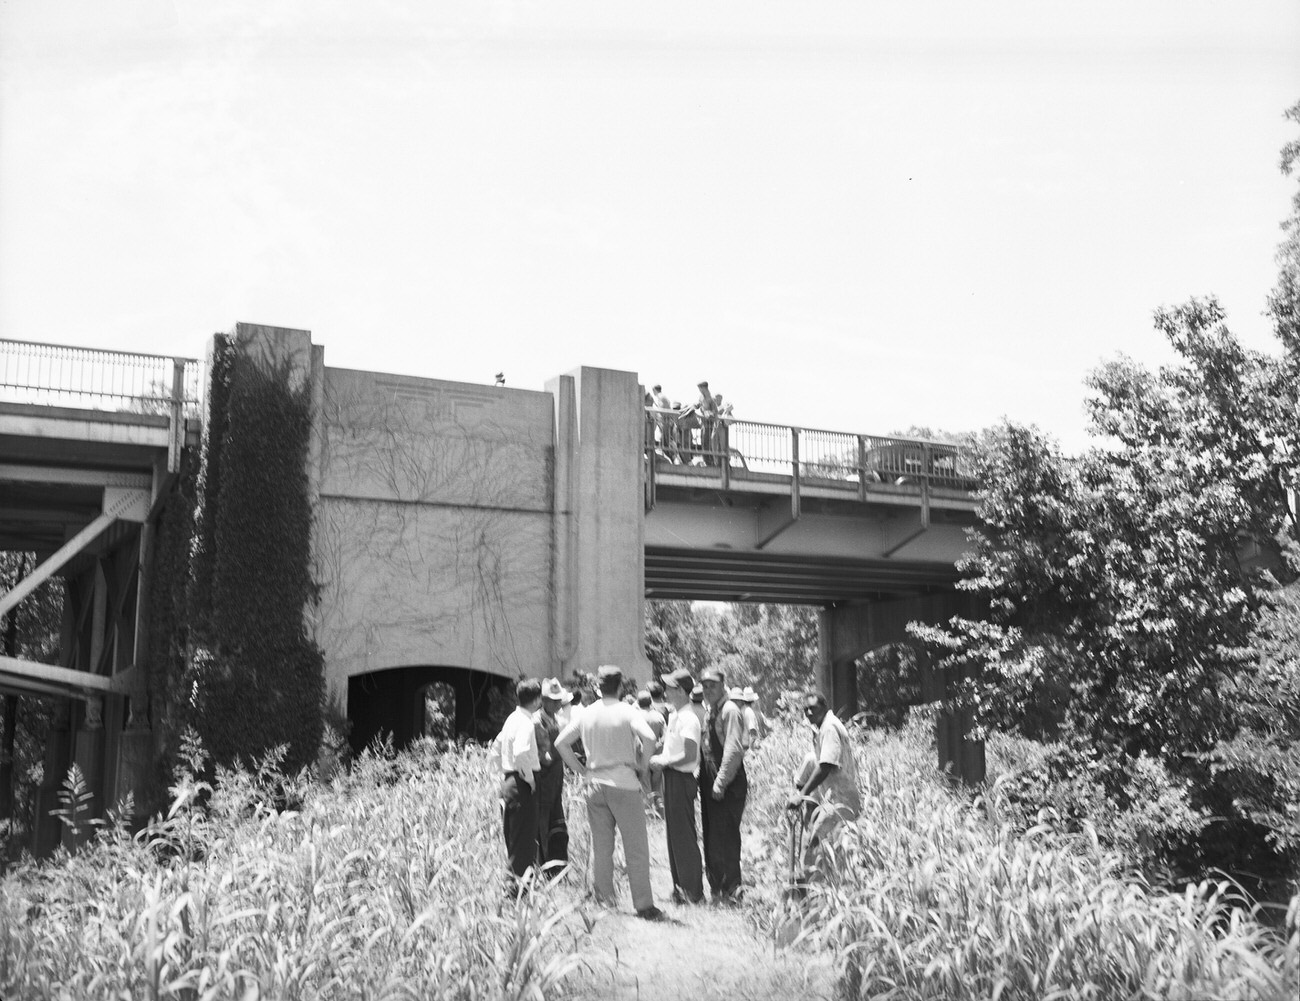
[[2, 0, 1297, 452]]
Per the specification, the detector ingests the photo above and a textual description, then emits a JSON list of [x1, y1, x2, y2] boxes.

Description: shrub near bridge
[[0, 735, 587, 1001], [742, 714, 1299, 1001]]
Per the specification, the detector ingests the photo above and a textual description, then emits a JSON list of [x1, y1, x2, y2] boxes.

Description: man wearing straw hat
[[728, 685, 762, 749], [534, 678, 573, 876]]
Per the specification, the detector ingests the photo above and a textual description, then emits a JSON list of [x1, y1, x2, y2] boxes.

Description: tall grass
[[743, 715, 1300, 1001], [0, 735, 588, 1000], [4, 717, 1296, 1000]]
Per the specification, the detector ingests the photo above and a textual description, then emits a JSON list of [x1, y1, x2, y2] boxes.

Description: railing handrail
[[0, 337, 198, 366], [644, 405, 968, 450]]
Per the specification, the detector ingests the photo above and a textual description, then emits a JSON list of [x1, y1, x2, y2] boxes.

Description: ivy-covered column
[[184, 324, 325, 772]]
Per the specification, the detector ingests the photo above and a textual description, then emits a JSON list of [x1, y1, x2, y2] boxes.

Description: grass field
[[0, 716, 1296, 1000]]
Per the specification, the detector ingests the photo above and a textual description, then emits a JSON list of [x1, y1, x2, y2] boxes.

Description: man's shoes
[[635, 906, 665, 921]]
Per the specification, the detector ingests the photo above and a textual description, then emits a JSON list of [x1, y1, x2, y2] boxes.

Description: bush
[[989, 733, 1208, 881]]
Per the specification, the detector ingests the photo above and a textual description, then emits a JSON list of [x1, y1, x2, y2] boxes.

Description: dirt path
[[562, 816, 836, 1001]]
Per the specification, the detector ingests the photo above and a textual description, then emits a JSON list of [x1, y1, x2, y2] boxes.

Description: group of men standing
[[495, 664, 860, 917]]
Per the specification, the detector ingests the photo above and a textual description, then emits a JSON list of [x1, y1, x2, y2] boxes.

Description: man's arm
[[512, 722, 540, 786], [553, 719, 587, 777], [712, 704, 745, 797], [630, 712, 657, 778], [788, 761, 836, 808], [651, 736, 697, 771]]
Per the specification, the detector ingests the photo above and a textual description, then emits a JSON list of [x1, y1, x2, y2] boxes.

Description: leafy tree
[[644, 600, 724, 679], [713, 603, 818, 700], [644, 600, 820, 714], [1204, 583, 1300, 854], [911, 102, 1300, 880], [0, 553, 63, 864]]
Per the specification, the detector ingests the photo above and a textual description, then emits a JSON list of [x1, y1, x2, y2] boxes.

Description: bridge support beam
[[818, 592, 985, 784]]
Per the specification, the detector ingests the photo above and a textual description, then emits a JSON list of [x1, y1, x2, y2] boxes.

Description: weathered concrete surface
[[550, 367, 650, 681], [313, 367, 556, 699]]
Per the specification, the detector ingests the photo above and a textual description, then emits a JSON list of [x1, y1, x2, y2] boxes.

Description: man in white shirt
[[786, 690, 862, 865], [649, 668, 705, 903], [555, 665, 662, 920], [495, 678, 543, 892]]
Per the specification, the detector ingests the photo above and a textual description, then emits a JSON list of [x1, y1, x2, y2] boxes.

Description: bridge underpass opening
[[346, 666, 507, 756], [644, 599, 821, 715], [643, 546, 986, 783], [643, 543, 964, 720]]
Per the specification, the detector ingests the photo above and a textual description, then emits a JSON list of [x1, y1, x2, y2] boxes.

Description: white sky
[[2, 0, 1297, 453]]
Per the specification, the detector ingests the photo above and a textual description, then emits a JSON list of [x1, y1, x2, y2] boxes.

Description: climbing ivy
[[143, 447, 199, 818], [185, 335, 324, 773]]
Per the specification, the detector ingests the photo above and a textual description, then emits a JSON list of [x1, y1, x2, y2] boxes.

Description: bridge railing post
[[920, 440, 931, 528], [719, 417, 731, 492], [790, 427, 801, 520], [856, 434, 867, 503], [168, 359, 186, 474]]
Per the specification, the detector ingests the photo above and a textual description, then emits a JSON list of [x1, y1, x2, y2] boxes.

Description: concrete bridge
[[0, 325, 983, 848]]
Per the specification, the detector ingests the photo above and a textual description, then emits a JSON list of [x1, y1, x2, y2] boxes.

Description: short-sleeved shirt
[[814, 712, 861, 820], [497, 706, 541, 788], [643, 708, 666, 745], [662, 706, 702, 774], [556, 697, 655, 790]]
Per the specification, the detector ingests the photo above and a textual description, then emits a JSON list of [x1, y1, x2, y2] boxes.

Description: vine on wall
[[182, 336, 325, 773]]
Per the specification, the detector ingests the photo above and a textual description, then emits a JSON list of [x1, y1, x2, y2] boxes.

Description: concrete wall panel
[[314, 498, 552, 695], [319, 369, 553, 510]]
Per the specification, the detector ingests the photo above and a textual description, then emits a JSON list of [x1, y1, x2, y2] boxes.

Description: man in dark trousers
[[649, 667, 705, 903], [494, 678, 542, 894], [535, 678, 572, 876], [698, 667, 748, 902]]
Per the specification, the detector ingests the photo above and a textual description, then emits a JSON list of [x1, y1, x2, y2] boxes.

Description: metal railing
[[645, 407, 976, 492], [0, 338, 205, 419]]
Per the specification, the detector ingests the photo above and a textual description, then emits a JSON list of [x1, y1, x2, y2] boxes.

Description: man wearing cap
[[495, 678, 543, 893], [554, 665, 662, 919], [699, 667, 748, 901], [649, 668, 705, 903], [786, 691, 862, 866], [535, 678, 572, 875]]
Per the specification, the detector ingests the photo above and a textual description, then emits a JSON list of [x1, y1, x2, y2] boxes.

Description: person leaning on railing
[[695, 381, 717, 464]]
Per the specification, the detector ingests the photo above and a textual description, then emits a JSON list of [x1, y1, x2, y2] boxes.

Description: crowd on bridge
[[492, 664, 861, 919], [644, 379, 735, 467]]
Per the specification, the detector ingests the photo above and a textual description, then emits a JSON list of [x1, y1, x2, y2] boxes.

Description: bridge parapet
[[645, 407, 977, 524], [1, 338, 205, 418]]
